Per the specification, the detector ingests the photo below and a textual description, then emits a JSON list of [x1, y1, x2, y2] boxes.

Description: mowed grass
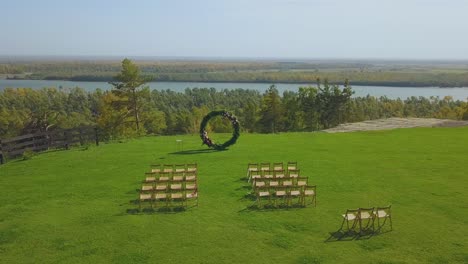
[[0, 128, 467, 264]]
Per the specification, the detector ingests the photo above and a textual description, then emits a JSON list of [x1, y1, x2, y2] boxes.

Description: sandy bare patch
[[323, 118, 468, 133]]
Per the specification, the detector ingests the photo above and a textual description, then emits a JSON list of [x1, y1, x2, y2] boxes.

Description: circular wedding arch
[[199, 110, 240, 150]]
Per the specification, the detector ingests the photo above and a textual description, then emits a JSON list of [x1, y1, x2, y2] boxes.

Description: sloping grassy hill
[[1, 128, 467, 264]]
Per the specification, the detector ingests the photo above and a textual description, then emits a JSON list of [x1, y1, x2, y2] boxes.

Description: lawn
[[0, 128, 467, 264]]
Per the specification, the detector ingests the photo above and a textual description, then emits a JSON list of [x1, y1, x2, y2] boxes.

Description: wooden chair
[[172, 171, 184, 182], [297, 177, 308, 187], [250, 171, 261, 183], [288, 169, 300, 179], [151, 164, 162, 173], [185, 172, 196, 182], [154, 182, 168, 192], [247, 163, 259, 181], [274, 169, 285, 179], [375, 205, 392, 230], [154, 192, 169, 208], [139, 192, 153, 210], [260, 162, 270, 172], [288, 187, 302, 206], [358, 207, 375, 233], [144, 172, 157, 183], [268, 180, 279, 188], [302, 185, 316, 207], [341, 209, 359, 232], [141, 183, 154, 193], [139, 183, 153, 210], [186, 163, 197, 173], [254, 179, 266, 189], [287, 161, 297, 171], [158, 171, 171, 182], [263, 170, 274, 179], [274, 188, 287, 206], [174, 164, 186, 173], [163, 164, 174, 173], [256, 186, 271, 207], [273, 162, 284, 172], [185, 188, 198, 207], [185, 182, 197, 191]]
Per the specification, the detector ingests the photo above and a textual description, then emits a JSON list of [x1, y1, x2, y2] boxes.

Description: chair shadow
[[168, 148, 223, 155], [325, 222, 392, 242], [126, 199, 196, 214]]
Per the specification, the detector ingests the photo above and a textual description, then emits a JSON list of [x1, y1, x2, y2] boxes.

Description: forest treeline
[[1, 84, 467, 139], [2, 60, 468, 87]]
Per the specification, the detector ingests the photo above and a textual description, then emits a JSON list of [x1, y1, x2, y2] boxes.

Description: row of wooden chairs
[[139, 190, 199, 209], [144, 171, 196, 183], [255, 185, 316, 207], [247, 162, 298, 181], [341, 206, 392, 233], [150, 163, 197, 173], [252, 176, 308, 189], [250, 169, 300, 184]]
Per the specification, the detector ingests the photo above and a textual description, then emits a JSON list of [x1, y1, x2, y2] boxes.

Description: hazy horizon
[[2, 0, 468, 60]]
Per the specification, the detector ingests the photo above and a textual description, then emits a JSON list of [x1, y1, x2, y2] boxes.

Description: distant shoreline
[[2, 77, 467, 88]]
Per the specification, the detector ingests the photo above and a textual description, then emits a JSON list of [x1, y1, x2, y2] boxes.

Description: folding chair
[[151, 164, 162, 173], [269, 179, 279, 188], [274, 187, 287, 206], [185, 188, 198, 207], [158, 171, 171, 182], [185, 182, 197, 191], [288, 187, 302, 206], [375, 205, 392, 230], [274, 169, 285, 179], [250, 171, 261, 183], [144, 172, 157, 183], [186, 163, 197, 173], [256, 186, 271, 207], [141, 183, 154, 193], [163, 164, 174, 173], [254, 179, 266, 190], [297, 177, 308, 187], [174, 164, 186, 173], [263, 170, 274, 179], [273, 162, 284, 172], [341, 209, 359, 232], [247, 163, 259, 180], [302, 185, 316, 207], [358, 207, 375, 233], [287, 161, 297, 172], [172, 171, 184, 182], [185, 172, 196, 182], [138, 192, 153, 210], [171, 192, 185, 207], [260, 162, 270, 172], [154, 181, 168, 192], [154, 192, 169, 208], [288, 169, 300, 179]]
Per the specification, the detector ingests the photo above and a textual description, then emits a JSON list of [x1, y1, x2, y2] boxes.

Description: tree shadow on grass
[[168, 148, 224, 155]]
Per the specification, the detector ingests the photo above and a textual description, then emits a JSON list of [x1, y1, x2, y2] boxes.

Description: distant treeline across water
[[1, 80, 468, 101]]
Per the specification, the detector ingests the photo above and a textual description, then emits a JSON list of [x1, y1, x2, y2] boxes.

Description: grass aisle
[[0, 128, 467, 263]]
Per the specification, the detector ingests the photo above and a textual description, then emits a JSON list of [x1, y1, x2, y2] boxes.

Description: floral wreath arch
[[199, 110, 240, 150]]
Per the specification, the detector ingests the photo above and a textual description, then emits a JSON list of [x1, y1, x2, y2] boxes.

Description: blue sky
[[2, 0, 468, 59]]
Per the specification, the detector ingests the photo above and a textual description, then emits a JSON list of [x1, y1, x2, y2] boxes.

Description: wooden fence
[[0, 127, 99, 164]]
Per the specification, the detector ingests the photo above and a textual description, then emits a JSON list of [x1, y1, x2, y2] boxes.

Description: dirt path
[[323, 118, 468, 133]]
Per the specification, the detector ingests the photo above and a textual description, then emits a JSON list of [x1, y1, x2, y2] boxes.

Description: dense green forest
[[1, 59, 468, 87], [1, 59, 467, 140], [1, 84, 467, 139]]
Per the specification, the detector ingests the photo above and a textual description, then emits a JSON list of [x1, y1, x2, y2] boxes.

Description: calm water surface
[[1, 79, 467, 101]]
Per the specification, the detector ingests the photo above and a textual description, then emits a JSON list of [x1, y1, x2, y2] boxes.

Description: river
[[1, 79, 467, 101]]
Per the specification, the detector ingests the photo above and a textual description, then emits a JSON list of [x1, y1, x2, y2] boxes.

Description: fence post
[[94, 127, 99, 146]]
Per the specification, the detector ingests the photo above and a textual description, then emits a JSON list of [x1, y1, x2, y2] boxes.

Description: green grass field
[[1, 128, 467, 263]]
